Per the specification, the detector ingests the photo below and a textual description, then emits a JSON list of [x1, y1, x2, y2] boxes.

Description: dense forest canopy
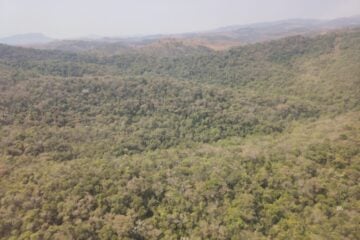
[[0, 28, 359, 239]]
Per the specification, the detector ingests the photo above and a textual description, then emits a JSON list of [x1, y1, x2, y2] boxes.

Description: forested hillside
[[0, 28, 359, 239]]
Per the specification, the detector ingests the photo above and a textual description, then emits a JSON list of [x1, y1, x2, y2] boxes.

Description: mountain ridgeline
[[0, 27, 359, 239], [2, 15, 360, 50]]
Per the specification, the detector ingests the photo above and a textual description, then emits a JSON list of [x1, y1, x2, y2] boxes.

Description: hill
[[0, 33, 53, 46], [171, 15, 360, 49], [0, 28, 359, 239], [29, 15, 360, 52]]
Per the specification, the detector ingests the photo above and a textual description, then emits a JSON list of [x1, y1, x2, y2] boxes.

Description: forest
[[0, 28, 359, 239]]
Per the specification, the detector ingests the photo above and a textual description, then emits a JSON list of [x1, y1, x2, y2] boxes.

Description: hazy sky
[[1, 0, 360, 38]]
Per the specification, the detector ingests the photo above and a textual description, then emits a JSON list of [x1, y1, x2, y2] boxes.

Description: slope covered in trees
[[0, 29, 359, 239]]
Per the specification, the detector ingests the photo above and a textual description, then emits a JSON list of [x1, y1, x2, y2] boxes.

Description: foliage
[[0, 29, 359, 239]]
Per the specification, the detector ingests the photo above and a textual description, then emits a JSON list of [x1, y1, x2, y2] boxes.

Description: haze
[[1, 0, 360, 38]]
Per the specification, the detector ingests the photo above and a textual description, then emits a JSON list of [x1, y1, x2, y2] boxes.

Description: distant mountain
[[0, 33, 53, 46], [187, 15, 360, 49], [23, 15, 360, 52], [325, 15, 360, 28]]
